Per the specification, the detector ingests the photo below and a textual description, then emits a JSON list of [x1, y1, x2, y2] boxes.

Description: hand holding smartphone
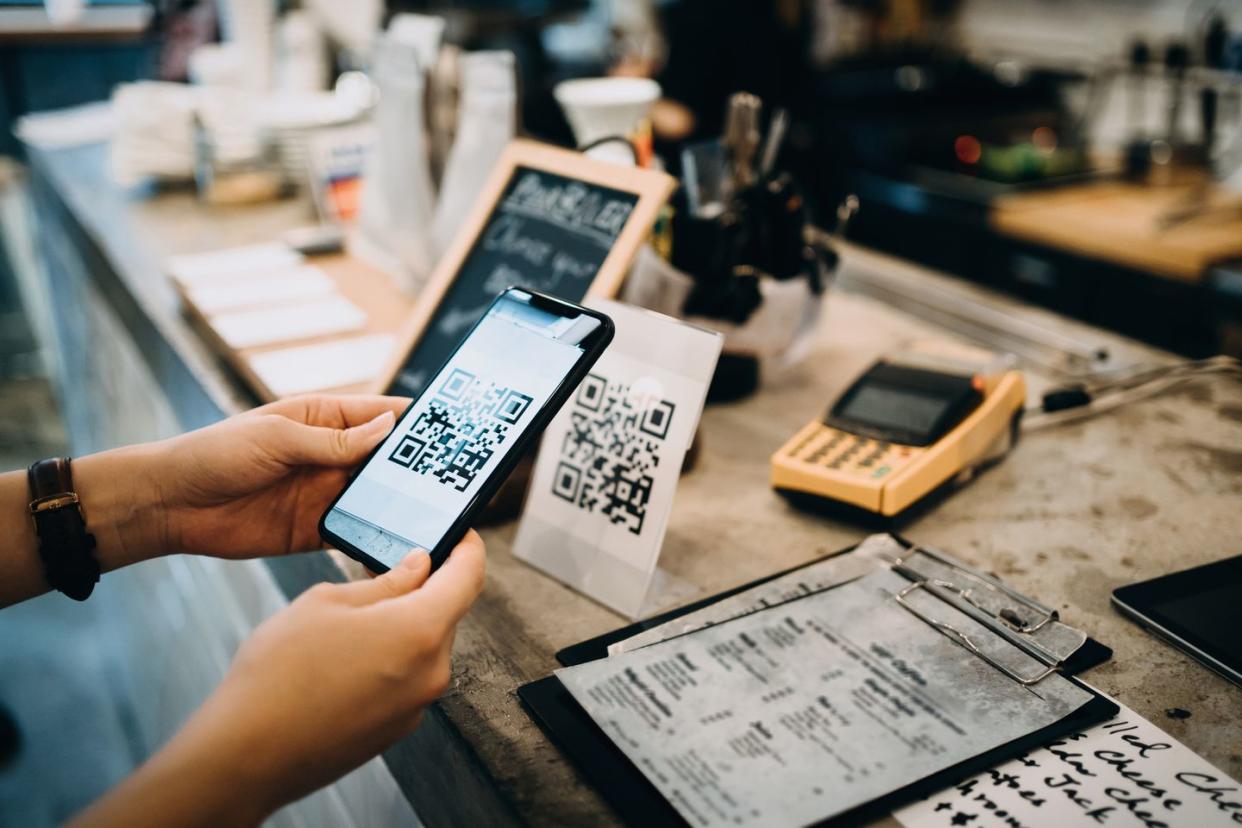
[[320, 288, 613, 572]]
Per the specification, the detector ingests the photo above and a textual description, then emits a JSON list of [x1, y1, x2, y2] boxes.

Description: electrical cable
[[1022, 356, 1242, 431], [575, 135, 639, 164]]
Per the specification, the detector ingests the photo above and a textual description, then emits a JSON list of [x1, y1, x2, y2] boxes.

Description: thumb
[[332, 552, 432, 606], [269, 409, 395, 467]]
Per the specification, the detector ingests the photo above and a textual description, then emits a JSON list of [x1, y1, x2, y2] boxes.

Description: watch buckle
[[29, 492, 80, 514]]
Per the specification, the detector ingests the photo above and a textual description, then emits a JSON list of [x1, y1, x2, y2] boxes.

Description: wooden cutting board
[[991, 180, 1242, 282], [174, 252, 413, 402]]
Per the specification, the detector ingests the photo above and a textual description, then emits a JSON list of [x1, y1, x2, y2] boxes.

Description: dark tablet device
[[1112, 555, 1242, 687]]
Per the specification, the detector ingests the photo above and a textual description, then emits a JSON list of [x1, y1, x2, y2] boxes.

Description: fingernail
[[399, 551, 429, 570], [363, 410, 396, 433]]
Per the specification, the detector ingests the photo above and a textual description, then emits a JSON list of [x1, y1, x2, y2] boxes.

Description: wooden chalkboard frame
[[374, 138, 676, 392]]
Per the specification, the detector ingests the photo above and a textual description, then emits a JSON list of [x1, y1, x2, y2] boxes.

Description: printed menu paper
[[895, 693, 1242, 828], [556, 568, 1099, 827], [607, 533, 896, 655], [513, 299, 722, 619]]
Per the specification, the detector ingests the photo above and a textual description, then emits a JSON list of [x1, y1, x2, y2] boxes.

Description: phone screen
[[323, 290, 602, 569]]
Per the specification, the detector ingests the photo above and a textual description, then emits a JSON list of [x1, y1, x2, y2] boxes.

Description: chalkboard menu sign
[[378, 140, 675, 397]]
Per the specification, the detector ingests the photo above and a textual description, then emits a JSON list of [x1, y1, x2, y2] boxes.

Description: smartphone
[[319, 288, 613, 572], [1111, 554, 1242, 688]]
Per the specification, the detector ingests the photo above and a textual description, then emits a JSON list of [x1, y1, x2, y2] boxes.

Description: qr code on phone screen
[[387, 368, 533, 492], [552, 373, 676, 535]]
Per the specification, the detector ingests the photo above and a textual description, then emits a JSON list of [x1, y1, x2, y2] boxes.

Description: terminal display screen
[[827, 362, 982, 446]]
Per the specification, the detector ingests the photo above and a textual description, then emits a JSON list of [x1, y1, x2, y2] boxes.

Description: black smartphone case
[[318, 289, 614, 572]]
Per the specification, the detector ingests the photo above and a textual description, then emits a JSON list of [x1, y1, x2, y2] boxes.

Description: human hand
[[74, 533, 486, 828], [153, 395, 407, 560], [3, 394, 405, 608]]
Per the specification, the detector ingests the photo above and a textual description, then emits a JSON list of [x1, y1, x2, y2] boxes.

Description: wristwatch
[[28, 457, 99, 601]]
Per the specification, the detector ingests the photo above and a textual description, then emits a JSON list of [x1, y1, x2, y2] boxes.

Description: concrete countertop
[[26, 140, 1242, 826]]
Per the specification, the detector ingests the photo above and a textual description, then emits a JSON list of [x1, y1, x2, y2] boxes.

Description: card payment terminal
[[771, 348, 1026, 518]]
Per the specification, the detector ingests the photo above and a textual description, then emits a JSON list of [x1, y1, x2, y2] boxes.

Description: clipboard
[[554, 535, 1112, 672], [518, 535, 1117, 827]]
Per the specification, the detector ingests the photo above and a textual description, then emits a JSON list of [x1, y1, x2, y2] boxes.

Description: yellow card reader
[[771, 347, 1026, 518]]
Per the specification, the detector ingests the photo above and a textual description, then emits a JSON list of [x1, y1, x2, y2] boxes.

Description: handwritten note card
[[894, 693, 1242, 828]]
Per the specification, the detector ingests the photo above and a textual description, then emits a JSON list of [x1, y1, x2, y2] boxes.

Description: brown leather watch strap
[[27, 457, 99, 601], [29, 456, 73, 500]]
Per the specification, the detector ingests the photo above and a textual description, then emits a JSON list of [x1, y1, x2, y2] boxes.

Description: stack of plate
[[259, 92, 369, 187], [110, 82, 201, 186]]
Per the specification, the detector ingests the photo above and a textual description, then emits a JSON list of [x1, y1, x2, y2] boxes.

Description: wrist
[[72, 445, 170, 571], [145, 729, 274, 827], [151, 686, 287, 825], [72, 708, 274, 828]]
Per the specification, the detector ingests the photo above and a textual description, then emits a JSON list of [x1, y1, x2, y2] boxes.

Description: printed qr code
[[551, 373, 676, 535], [387, 368, 533, 492]]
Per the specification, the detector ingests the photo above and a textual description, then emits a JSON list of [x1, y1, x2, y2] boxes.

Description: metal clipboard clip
[[881, 545, 1072, 687], [888, 544, 1059, 634], [893, 579, 1060, 686]]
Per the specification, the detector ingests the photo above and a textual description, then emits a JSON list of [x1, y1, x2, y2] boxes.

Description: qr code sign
[[388, 368, 533, 492], [552, 373, 676, 535]]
